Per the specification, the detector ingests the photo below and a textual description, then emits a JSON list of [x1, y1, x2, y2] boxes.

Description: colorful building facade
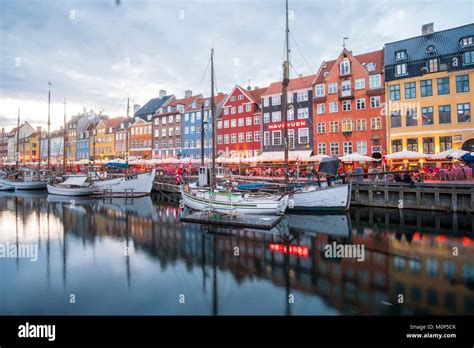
[[217, 85, 266, 158], [385, 23, 474, 155], [313, 49, 385, 158], [129, 118, 152, 159]]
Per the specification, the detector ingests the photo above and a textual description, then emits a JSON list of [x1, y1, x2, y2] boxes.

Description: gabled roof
[[312, 49, 384, 84], [248, 87, 268, 102], [261, 74, 316, 96], [134, 95, 174, 117], [384, 23, 474, 66], [103, 117, 125, 129], [184, 93, 227, 112], [167, 94, 202, 108]]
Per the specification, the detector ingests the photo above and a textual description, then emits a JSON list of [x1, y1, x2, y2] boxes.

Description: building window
[[371, 117, 382, 130], [297, 108, 309, 119], [263, 131, 269, 146], [238, 118, 244, 127], [238, 133, 244, 143], [437, 77, 450, 95], [246, 132, 252, 142], [421, 79, 433, 97], [272, 95, 281, 106], [395, 50, 407, 60], [272, 111, 282, 122], [263, 113, 270, 123], [405, 82, 416, 99], [369, 74, 381, 89], [238, 105, 243, 113], [391, 111, 402, 128], [340, 59, 350, 75], [328, 83, 337, 94], [231, 134, 236, 143], [254, 131, 260, 141], [317, 103, 325, 114], [217, 121, 222, 129], [355, 78, 365, 90], [224, 120, 229, 128], [329, 102, 338, 113], [263, 98, 269, 107], [438, 136, 453, 151], [390, 85, 400, 101], [422, 106, 434, 125], [245, 104, 251, 112], [456, 75, 470, 93], [406, 109, 418, 127], [423, 137, 435, 154], [329, 121, 339, 133], [461, 36, 473, 46], [463, 50, 474, 65], [231, 119, 237, 127], [356, 119, 366, 131], [342, 100, 351, 111], [217, 135, 223, 144], [343, 141, 353, 155], [254, 116, 260, 124], [317, 122, 326, 134], [245, 117, 252, 126], [457, 103, 471, 123], [407, 138, 418, 152], [395, 63, 407, 76], [288, 129, 295, 149], [238, 94, 243, 100], [224, 134, 230, 144], [357, 141, 367, 155], [356, 98, 366, 110], [318, 143, 326, 155], [231, 96, 236, 102], [370, 96, 380, 108], [315, 84, 325, 97], [330, 142, 339, 155], [272, 130, 282, 145], [298, 128, 309, 144], [296, 91, 308, 102], [438, 105, 451, 124], [342, 120, 353, 132], [392, 139, 402, 153], [428, 58, 438, 72]]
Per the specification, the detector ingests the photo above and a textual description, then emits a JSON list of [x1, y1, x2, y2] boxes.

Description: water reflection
[[0, 191, 472, 315]]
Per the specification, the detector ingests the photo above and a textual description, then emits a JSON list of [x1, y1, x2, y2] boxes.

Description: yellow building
[[384, 24, 474, 156], [90, 117, 124, 161]]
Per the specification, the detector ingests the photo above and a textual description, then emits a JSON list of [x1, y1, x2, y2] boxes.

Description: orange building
[[129, 118, 152, 159]]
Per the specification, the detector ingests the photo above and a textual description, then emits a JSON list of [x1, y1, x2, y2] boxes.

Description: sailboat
[[278, 0, 351, 212], [180, 49, 289, 215]]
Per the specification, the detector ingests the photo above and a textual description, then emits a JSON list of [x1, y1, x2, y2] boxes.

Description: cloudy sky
[[1, 0, 473, 130]]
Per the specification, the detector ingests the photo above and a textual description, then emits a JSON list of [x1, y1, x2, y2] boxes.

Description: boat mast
[[63, 98, 67, 174], [200, 99, 205, 166], [210, 49, 216, 190], [125, 97, 130, 164], [16, 108, 20, 168], [282, 0, 290, 188], [47, 82, 51, 170]]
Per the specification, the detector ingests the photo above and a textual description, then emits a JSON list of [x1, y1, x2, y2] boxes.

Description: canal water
[[0, 191, 472, 315]]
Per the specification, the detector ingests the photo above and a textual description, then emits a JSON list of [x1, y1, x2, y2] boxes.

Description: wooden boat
[[47, 175, 96, 196], [93, 169, 156, 195], [289, 183, 351, 212], [181, 186, 289, 215], [0, 168, 47, 190]]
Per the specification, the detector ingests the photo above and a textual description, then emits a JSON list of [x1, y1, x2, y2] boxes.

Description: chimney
[[184, 90, 192, 98], [159, 90, 166, 98], [133, 104, 141, 114], [422, 23, 434, 35]]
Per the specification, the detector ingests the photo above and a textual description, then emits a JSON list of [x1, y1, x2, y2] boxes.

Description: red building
[[217, 85, 267, 158], [312, 49, 385, 160]]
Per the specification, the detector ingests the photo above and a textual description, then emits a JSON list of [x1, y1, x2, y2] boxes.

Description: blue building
[[76, 122, 95, 161], [181, 93, 226, 159]]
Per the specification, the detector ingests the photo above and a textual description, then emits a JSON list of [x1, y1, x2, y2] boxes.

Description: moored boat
[[289, 183, 351, 212], [0, 168, 47, 190], [47, 175, 96, 196], [93, 169, 156, 195]]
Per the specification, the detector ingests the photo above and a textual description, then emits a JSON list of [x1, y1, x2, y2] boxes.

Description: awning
[[384, 150, 428, 160], [251, 150, 313, 162], [59, 176, 88, 186]]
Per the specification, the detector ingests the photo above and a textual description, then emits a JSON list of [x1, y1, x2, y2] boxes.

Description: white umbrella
[[430, 149, 468, 160], [309, 154, 332, 162], [339, 152, 374, 162], [384, 150, 428, 160]]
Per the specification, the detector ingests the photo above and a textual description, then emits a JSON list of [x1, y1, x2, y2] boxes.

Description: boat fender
[[288, 199, 294, 209]]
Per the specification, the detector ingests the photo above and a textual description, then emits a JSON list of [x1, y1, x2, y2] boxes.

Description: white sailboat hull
[[47, 184, 96, 196], [93, 169, 155, 194], [0, 179, 47, 190], [289, 184, 351, 211], [181, 189, 288, 215]]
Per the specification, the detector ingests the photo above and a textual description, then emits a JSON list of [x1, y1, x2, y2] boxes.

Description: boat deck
[[180, 210, 282, 229]]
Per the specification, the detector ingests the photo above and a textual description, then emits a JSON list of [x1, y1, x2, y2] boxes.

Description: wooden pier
[[351, 181, 474, 213], [181, 211, 282, 229]]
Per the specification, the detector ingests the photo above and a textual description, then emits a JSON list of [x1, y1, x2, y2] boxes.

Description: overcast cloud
[[1, 0, 473, 130]]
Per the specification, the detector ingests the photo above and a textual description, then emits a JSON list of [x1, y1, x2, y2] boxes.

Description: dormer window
[[366, 62, 376, 72], [395, 50, 407, 60], [205, 99, 210, 107], [192, 101, 197, 108], [340, 59, 350, 76], [460, 36, 473, 47], [167, 106, 172, 112], [147, 115, 152, 121], [109, 127, 112, 133]]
